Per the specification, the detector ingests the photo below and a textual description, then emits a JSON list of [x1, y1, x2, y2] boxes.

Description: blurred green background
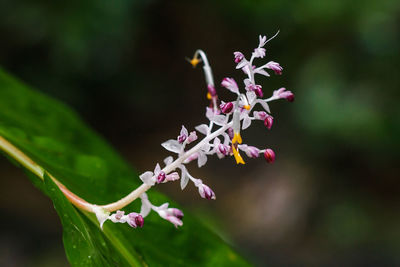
[[0, 0, 399, 266]]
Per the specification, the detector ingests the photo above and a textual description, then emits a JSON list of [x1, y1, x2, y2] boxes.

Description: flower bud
[[220, 102, 234, 114], [157, 171, 166, 184], [254, 87, 263, 98], [187, 131, 198, 143], [115, 210, 124, 221], [168, 208, 184, 220], [246, 146, 260, 158], [265, 61, 283, 75], [198, 183, 216, 200], [177, 126, 188, 144], [128, 213, 144, 228], [264, 115, 274, 130], [285, 92, 295, 102], [218, 144, 229, 156], [165, 172, 180, 182], [264, 149, 275, 163], [234, 51, 244, 63], [253, 111, 268, 120]]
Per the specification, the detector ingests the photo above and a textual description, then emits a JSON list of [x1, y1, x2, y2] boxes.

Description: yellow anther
[[232, 145, 245, 165], [232, 132, 242, 144], [207, 92, 212, 100], [190, 57, 201, 68], [244, 105, 251, 110]]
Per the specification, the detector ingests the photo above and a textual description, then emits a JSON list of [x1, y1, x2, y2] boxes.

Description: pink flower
[[265, 61, 283, 75], [221, 77, 239, 94], [196, 181, 216, 200], [253, 111, 268, 120], [239, 144, 260, 158], [253, 47, 266, 58], [156, 204, 184, 228], [177, 125, 188, 143], [273, 88, 295, 102], [234, 51, 244, 63]]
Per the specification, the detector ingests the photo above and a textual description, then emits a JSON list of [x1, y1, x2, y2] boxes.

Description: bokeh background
[[0, 0, 399, 266]]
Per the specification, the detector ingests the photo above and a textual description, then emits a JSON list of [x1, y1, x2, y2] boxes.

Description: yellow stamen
[[232, 132, 242, 144], [232, 145, 245, 164], [244, 105, 251, 110], [190, 57, 201, 68], [207, 92, 212, 100]]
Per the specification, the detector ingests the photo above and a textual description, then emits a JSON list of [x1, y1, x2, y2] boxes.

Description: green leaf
[[0, 68, 250, 266]]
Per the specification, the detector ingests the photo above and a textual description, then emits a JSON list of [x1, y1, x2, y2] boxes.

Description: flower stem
[[0, 121, 232, 213]]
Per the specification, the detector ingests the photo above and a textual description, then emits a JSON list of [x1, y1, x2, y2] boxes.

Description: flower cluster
[[94, 33, 294, 229]]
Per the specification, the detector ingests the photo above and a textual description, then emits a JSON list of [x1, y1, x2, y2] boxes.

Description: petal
[[211, 114, 227, 126], [256, 100, 271, 113], [254, 68, 270, 77], [164, 156, 173, 165], [180, 125, 188, 137], [242, 114, 252, 130], [197, 152, 208, 168], [140, 200, 152, 217], [154, 163, 161, 174], [213, 137, 221, 146], [195, 124, 209, 135], [139, 171, 155, 186], [161, 139, 182, 153], [246, 91, 257, 105], [180, 168, 189, 190]]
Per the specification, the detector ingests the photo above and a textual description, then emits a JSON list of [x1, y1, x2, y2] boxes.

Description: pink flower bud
[[218, 144, 229, 156], [221, 78, 239, 94], [187, 131, 198, 143], [234, 52, 244, 63], [198, 183, 216, 200], [273, 88, 295, 102], [253, 111, 268, 120], [115, 210, 124, 220], [157, 171, 166, 184], [265, 61, 283, 75], [128, 213, 144, 228], [285, 92, 295, 102], [247, 146, 260, 158], [264, 115, 274, 130], [264, 149, 275, 163], [254, 87, 263, 98], [177, 126, 188, 143], [220, 102, 234, 114], [168, 208, 184, 220], [165, 172, 180, 182]]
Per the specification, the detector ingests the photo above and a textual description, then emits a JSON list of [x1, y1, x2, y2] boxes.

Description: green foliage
[[0, 68, 249, 266]]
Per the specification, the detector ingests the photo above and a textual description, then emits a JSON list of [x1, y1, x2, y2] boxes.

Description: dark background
[[0, 0, 399, 266]]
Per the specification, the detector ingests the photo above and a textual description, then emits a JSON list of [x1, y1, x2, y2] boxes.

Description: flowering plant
[[92, 32, 294, 229], [0, 34, 293, 232]]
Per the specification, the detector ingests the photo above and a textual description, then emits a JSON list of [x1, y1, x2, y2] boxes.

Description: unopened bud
[[220, 102, 234, 114], [253, 111, 268, 120], [234, 52, 244, 63], [157, 171, 166, 184], [169, 208, 184, 220], [254, 87, 263, 98], [264, 149, 275, 163], [264, 115, 274, 130]]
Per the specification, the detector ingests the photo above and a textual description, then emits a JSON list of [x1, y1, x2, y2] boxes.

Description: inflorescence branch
[[0, 34, 294, 230]]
